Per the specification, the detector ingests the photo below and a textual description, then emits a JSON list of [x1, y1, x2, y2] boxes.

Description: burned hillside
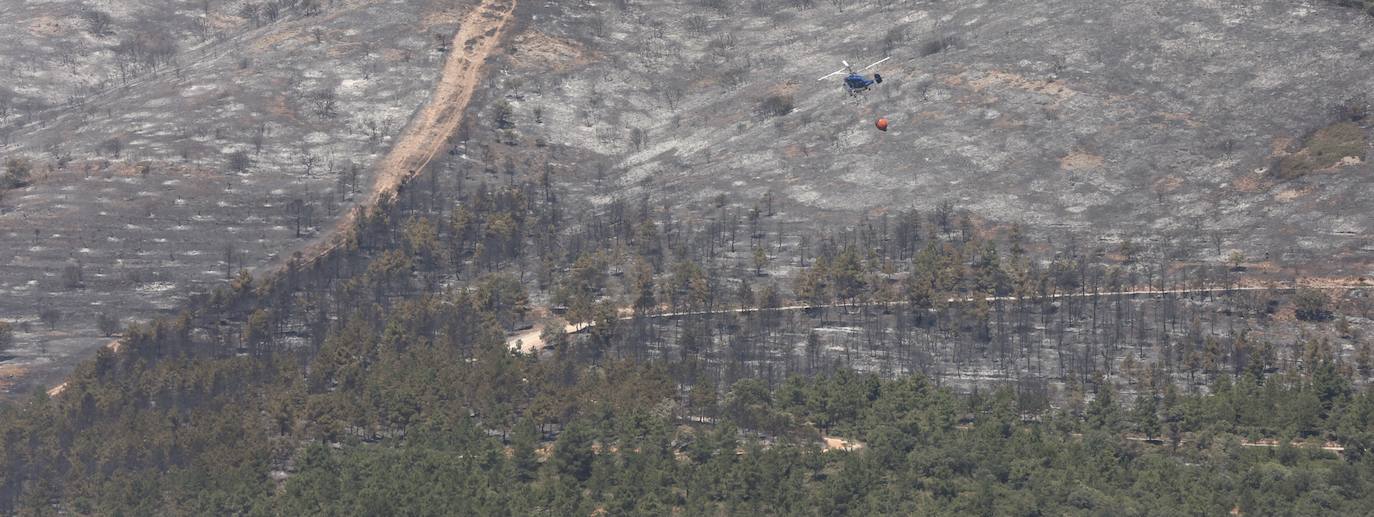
[[0, 0, 476, 391], [491, 0, 1374, 277]]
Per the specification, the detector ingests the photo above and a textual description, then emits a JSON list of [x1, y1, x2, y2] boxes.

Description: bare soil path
[[297, 0, 518, 267], [365, 0, 516, 206], [509, 281, 1374, 351], [821, 435, 865, 452], [629, 282, 1374, 322], [46, 0, 519, 398]]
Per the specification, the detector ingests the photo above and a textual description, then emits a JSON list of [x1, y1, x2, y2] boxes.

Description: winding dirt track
[[511, 282, 1374, 352], [297, 0, 517, 266], [629, 280, 1374, 321], [617, 283, 1374, 322], [47, 0, 518, 397], [364, 0, 516, 207]]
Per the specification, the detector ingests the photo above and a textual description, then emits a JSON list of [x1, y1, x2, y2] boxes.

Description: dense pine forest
[[2, 144, 1373, 515], [4, 344, 1374, 515]]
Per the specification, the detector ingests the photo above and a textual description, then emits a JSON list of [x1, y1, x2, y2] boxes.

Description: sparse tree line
[[237, 0, 331, 28], [580, 226, 1367, 397], [70, 5, 185, 84], [0, 310, 121, 359]]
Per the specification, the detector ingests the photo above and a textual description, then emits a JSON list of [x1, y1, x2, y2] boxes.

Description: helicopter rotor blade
[[858, 56, 891, 72], [817, 67, 848, 81]]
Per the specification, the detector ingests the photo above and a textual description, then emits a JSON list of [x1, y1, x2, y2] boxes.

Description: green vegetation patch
[[1276, 121, 1367, 180]]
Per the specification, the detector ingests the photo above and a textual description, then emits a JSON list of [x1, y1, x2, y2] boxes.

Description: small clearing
[[821, 435, 865, 452], [969, 70, 1078, 103], [1059, 151, 1104, 171]]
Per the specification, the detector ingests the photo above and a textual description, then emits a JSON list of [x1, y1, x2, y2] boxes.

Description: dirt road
[[508, 281, 1374, 351], [365, 0, 516, 206], [295, 0, 518, 267], [47, 0, 519, 398], [612, 282, 1374, 323]]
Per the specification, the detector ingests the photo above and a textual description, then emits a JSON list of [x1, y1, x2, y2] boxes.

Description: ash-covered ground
[[0, 0, 473, 393], [501, 0, 1373, 275]]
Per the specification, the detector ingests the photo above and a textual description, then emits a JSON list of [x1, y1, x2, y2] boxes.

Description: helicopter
[[818, 57, 890, 96]]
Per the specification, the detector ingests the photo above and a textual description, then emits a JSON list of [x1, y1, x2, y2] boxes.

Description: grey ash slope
[[0, 0, 471, 393], [515, 0, 1373, 273]]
